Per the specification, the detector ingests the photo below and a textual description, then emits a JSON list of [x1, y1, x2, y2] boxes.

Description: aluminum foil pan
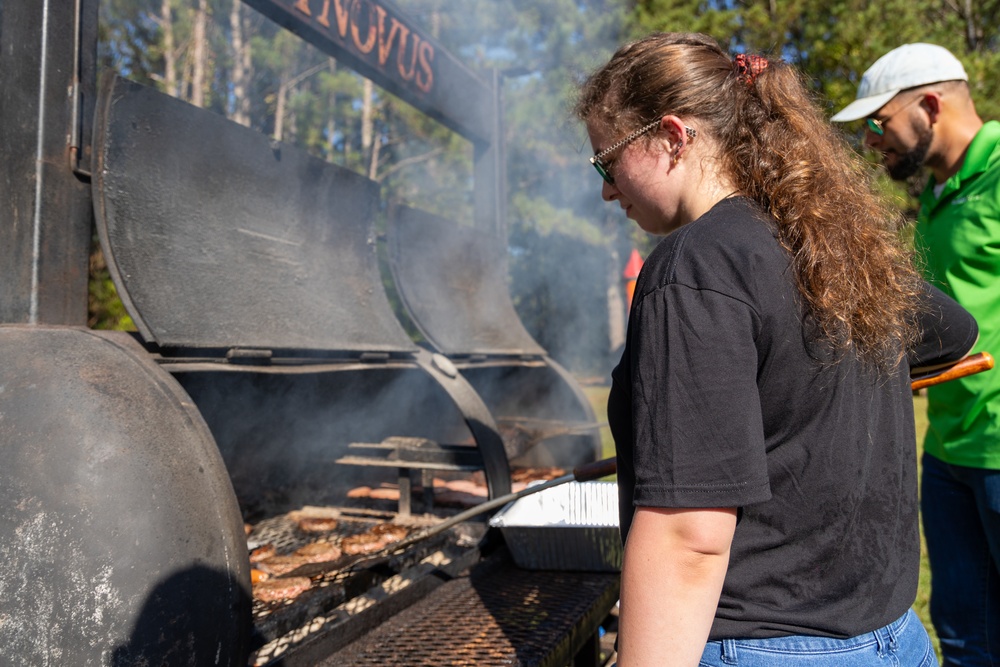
[[489, 481, 621, 572]]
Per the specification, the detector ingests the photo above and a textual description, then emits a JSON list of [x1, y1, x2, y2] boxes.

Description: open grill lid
[[387, 204, 545, 357], [92, 74, 417, 356]]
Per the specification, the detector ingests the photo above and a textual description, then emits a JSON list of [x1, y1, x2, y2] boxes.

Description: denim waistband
[[711, 609, 913, 663]]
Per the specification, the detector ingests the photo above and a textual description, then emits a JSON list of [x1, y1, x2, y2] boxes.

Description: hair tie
[[734, 53, 768, 84]]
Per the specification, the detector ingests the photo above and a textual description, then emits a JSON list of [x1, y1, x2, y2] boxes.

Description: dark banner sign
[[243, 0, 496, 143]]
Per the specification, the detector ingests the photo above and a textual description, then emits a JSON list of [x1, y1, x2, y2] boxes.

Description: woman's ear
[[660, 115, 688, 161]]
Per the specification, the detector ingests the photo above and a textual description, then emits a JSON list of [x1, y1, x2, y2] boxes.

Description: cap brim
[[830, 89, 899, 122]]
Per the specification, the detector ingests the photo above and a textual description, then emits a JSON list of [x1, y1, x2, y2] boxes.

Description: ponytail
[[724, 59, 922, 368], [576, 33, 923, 370]]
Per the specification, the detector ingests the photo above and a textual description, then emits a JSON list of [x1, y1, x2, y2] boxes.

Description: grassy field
[[913, 392, 939, 658], [582, 384, 940, 658]]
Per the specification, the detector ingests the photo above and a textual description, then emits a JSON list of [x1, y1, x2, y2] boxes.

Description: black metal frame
[[0, 0, 97, 326]]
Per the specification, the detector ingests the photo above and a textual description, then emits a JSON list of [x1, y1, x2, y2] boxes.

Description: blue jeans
[[697, 609, 937, 666], [921, 452, 1000, 666]]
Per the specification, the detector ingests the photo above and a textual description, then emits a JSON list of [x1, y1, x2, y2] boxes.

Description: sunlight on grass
[[582, 382, 940, 658]]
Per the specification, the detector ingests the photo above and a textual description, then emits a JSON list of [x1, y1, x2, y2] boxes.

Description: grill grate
[[248, 510, 402, 554], [246, 505, 485, 658], [318, 552, 619, 666]]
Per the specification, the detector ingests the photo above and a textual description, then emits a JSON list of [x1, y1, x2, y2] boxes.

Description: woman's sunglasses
[[590, 120, 697, 185]]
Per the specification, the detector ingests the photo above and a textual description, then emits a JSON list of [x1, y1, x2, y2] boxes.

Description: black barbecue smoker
[[0, 1, 613, 664]]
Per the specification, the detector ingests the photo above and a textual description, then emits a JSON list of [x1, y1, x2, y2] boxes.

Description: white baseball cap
[[831, 43, 968, 122]]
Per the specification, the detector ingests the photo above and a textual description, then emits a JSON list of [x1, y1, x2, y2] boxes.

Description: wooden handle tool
[[911, 352, 994, 391]]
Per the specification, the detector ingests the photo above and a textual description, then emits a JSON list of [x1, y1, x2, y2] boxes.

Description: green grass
[[583, 383, 939, 658], [913, 392, 941, 659], [583, 384, 617, 461]]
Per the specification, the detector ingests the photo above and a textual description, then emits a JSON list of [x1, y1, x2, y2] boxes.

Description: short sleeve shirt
[[608, 197, 924, 639]]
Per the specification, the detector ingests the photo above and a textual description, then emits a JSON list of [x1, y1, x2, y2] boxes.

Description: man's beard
[[887, 122, 933, 181]]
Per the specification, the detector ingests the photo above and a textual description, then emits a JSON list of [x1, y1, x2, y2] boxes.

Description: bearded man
[[834, 43, 1000, 667]]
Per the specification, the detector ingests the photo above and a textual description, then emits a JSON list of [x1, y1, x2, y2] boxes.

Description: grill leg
[[573, 629, 601, 667], [421, 469, 434, 512], [397, 467, 411, 517]]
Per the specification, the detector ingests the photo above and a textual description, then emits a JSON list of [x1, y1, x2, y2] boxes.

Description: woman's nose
[[602, 180, 618, 201]]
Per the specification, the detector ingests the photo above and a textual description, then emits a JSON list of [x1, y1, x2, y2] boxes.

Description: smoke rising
[[94, 0, 625, 519]]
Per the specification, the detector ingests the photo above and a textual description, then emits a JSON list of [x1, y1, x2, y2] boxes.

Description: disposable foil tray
[[488, 481, 621, 572]]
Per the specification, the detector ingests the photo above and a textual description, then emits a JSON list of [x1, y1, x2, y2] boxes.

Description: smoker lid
[[92, 74, 416, 356], [387, 205, 545, 357], [0, 326, 251, 664]]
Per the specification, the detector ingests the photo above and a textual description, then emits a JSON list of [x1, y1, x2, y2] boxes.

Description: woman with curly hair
[[577, 32, 978, 666]]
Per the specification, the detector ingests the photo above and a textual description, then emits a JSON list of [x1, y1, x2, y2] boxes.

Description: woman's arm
[[616, 506, 737, 667], [909, 281, 979, 372]]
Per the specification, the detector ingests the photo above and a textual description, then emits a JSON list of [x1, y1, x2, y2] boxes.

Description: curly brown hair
[[576, 32, 923, 370]]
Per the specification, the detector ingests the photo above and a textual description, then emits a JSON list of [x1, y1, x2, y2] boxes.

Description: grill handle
[[571, 456, 617, 483]]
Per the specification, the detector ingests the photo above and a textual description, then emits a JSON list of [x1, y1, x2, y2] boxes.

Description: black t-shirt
[[608, 196, 978, 639]]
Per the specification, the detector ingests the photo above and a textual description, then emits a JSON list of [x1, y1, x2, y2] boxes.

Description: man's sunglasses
[[590, 120, 697, 185], [865, 95, 923, 136]]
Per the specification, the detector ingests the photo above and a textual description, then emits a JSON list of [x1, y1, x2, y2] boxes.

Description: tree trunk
[[963, 0, 977, 50], [191, 0, 208, 107], [362, 78, 378, 179], [429, 4, 441, 38], [274, 73, 288, 142], [605, 247, 626, 355], [273, 63, 324, 143], [161, 0, 177, 97], [229, 0, 251, 126], [369, 132, 382, 180], [326, 59, 337, 159]]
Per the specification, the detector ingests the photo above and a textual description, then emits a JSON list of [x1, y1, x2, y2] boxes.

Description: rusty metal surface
[[92, 73, 417, 355], [316, 550, 620, 666], [0, 326, 251, 665]]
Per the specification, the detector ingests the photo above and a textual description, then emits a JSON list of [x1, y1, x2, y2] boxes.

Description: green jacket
[[915, 120, 1000, 468]]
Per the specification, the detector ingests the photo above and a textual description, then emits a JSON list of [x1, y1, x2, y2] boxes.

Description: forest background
[[93, 0, 1000, 377]]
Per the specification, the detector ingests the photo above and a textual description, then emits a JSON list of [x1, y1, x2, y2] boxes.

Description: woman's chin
[[634, 217, 669, 236]]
